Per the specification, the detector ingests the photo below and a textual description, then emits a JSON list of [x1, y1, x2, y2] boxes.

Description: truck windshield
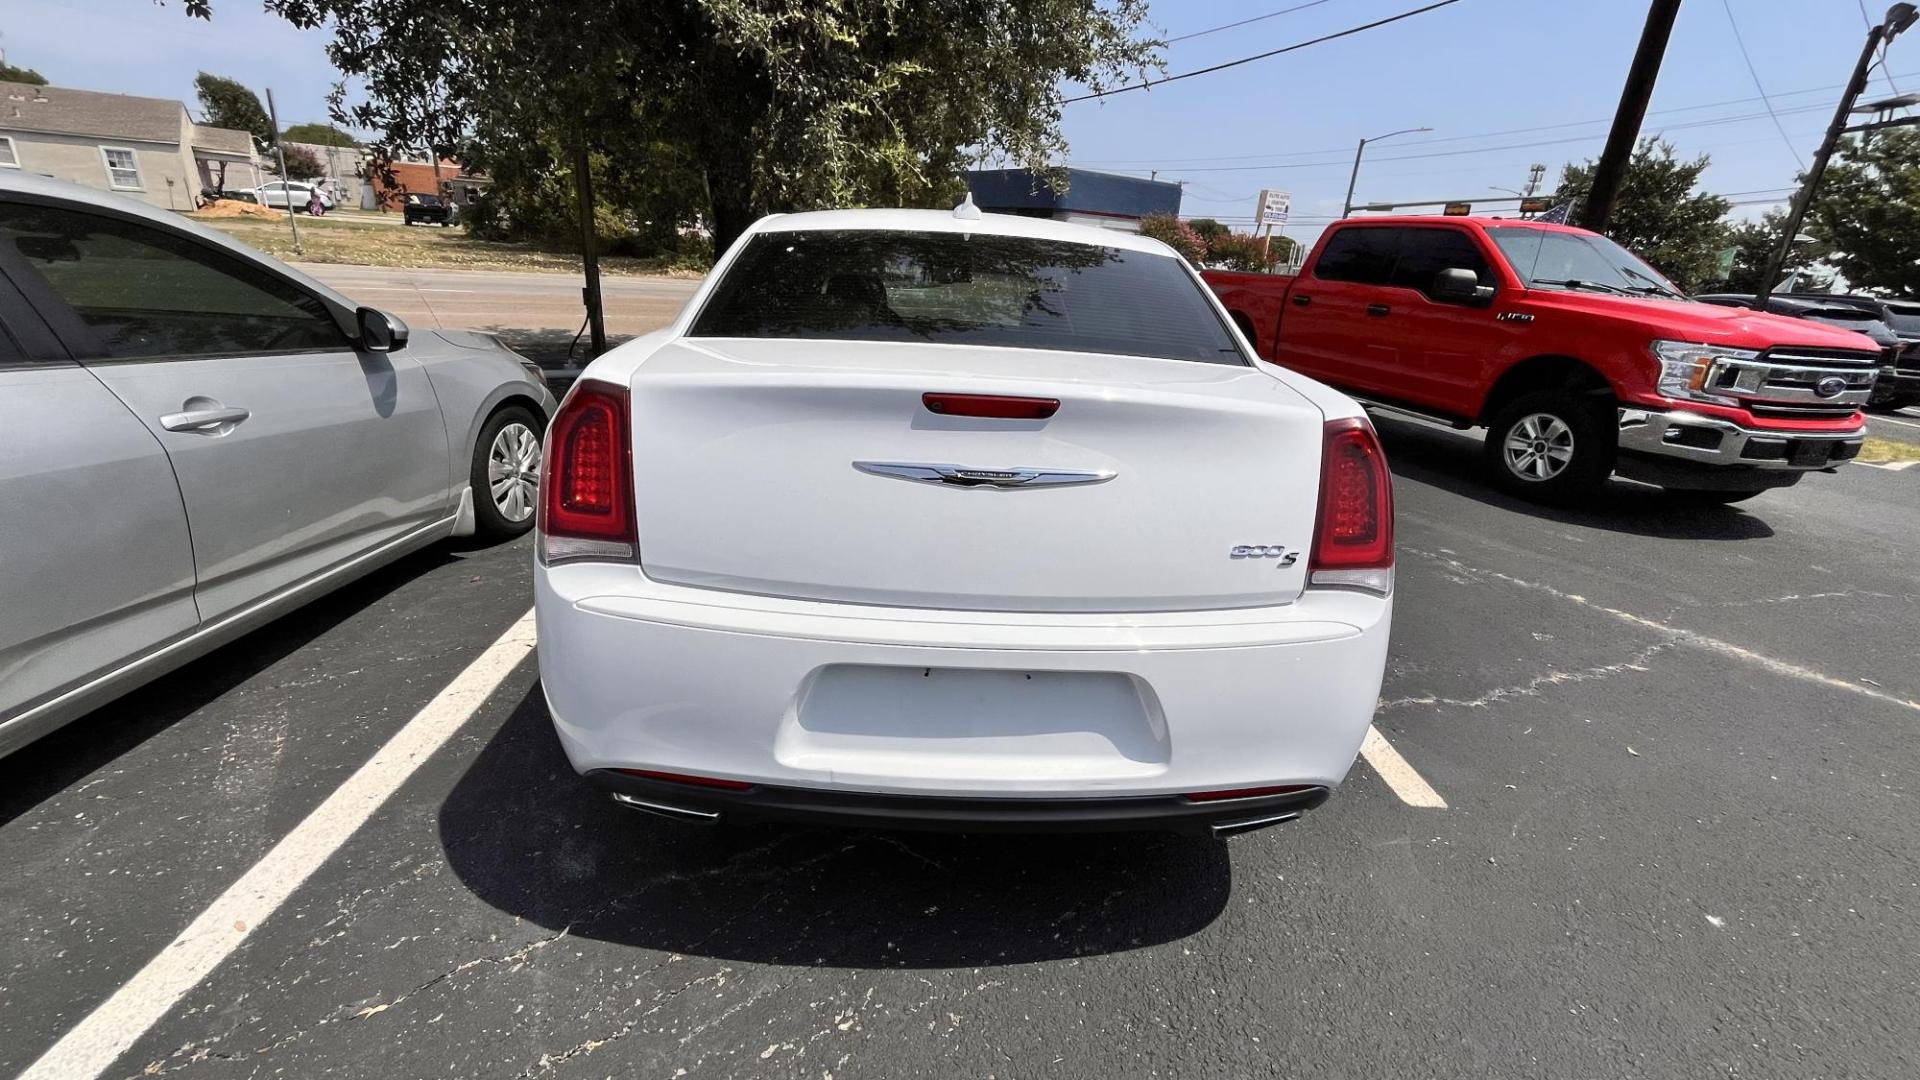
[[1489, 228, 1683, 299], [690, 229, 1247, 365]]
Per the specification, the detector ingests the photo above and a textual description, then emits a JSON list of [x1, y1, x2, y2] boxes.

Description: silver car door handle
[[159, 405, 251, 432]]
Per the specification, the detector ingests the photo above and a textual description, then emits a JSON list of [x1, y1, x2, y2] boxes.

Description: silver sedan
[[0, 173, 556, 757]]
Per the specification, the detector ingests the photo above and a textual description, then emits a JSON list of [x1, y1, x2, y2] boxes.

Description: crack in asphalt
[[1378, 640, 1676, 713], [1404, 547, 1920, 714]]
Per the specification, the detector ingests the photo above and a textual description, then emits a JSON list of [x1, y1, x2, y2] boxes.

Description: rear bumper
[[1616, 407, 1864, 473], [588, 769, 1330, 836], [535, 562, 1391, 820]]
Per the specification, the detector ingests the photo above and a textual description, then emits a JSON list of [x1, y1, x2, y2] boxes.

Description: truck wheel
[[1483, 390, 1615, 502]]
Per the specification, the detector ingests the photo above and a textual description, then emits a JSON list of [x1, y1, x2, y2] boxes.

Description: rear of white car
[[534, 208, 1393, 835]]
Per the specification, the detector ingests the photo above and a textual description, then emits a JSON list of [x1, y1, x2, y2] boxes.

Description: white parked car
[[534, 204, 1394, 836], [251, 180, 335, 212]]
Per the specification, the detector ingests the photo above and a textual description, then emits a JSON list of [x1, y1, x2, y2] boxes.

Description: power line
[[1719, 0, 1806, 169], [1164, 0, 1335, 44], [1066, 70, 1918, 168], [1074, 98, 1842, 176], [1062, 0, 1467, 104]]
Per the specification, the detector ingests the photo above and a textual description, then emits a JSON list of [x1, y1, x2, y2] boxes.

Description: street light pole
[[1756, 3, 1918, 307], [1341, 127, 1433, 217]]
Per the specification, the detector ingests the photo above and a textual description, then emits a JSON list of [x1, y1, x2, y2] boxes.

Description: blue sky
[[4, 0, 1910, 247]]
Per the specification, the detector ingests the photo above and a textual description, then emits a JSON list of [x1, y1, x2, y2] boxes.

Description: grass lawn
[[195, 215, 704, 277], [1859, 434, 1920, 462]]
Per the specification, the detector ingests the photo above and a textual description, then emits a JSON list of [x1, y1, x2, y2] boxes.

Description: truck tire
[[1483, 390, 1615, 502]]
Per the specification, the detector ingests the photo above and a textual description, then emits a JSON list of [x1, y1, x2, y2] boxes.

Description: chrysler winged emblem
[[853, 461, 1115, 489]]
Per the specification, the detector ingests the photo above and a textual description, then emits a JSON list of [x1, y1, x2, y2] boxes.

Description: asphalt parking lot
[[4, 380, 1918, 1076]]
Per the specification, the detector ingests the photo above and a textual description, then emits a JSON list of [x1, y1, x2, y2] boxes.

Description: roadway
[[3, 273, 1917, 1079]]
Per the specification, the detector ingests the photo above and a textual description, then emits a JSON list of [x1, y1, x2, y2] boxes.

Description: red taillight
[[922, 392, 1060, 419], [616, 768, 753, 791], [538, 380, 636, 563], [1308, 416, 1393, 594]]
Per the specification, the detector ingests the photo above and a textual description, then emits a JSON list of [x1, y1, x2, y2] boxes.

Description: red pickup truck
[[1204, 216, 1880, 502]]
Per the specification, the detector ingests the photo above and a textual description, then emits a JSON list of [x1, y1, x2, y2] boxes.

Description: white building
[[0, 81, 262, 210]]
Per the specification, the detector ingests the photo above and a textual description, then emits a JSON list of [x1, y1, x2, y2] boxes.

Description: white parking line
[[1360, 726, 1449, 808], [1871, 413, 1920, 430], [1859, 459, 1919, 471], [19, 611, 538, 1080]]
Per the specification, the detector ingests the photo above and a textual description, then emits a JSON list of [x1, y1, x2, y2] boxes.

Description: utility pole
[[574, 139, 607, 358], [264, 87, 300, 257], [1578, 0, 1683, 232], [1758, 4, 1919, 306]]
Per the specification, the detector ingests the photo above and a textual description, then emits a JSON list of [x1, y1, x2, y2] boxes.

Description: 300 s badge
[[1230, 544, 1300, 566]]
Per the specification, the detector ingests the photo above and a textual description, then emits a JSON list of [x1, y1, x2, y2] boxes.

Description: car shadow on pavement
[[0, 547, 460, 828], [1371, 414, 1777, 540], [439, 687, 1235, 968]]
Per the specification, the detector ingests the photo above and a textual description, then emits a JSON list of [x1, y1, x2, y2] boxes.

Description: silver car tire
[[471, 405, 544, 541]]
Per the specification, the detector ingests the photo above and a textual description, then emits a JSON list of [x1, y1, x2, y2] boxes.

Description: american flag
[[1534, 201, 1576, 224]]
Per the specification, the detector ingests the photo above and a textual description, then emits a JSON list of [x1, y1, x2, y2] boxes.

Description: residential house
[[0, 81, 262, 210]]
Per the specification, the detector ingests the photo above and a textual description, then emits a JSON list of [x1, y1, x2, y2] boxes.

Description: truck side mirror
[[1430, 267, 1494, 304]]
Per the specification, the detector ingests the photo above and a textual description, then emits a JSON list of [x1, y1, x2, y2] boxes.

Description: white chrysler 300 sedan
[[534, 203, 1393, 836]]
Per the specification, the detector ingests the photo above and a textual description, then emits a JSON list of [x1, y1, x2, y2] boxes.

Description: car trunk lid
[[624, 338, 1327, 612]]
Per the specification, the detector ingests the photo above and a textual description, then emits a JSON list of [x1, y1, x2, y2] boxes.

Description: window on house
[[0, 137, 18, 169], [100, 147, 142, 190]]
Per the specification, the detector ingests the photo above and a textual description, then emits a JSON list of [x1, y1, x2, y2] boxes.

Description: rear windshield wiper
[[1530, 277, 1632, 296]]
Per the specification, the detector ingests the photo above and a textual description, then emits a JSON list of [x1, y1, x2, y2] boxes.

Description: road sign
[[1443, 201, 1473, 216], [1256, 189, 1292, 226]]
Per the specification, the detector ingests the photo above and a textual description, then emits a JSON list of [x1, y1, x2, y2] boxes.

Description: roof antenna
[[952, 190, 983, 221]]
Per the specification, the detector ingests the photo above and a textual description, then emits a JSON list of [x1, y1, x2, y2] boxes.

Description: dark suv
[[1694, 292, 1917, 410], [1802, 295, 1920, 409], [402, 193, 452, 227]]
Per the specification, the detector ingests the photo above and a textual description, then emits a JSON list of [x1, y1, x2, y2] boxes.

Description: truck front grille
[[1706, 348, 1878, 418]]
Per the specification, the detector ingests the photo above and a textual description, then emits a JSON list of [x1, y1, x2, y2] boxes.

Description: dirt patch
[[190, 200, 284, 221]]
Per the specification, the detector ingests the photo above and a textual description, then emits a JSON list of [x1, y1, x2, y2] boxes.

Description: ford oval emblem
[[1814, 375, 1849, 399]]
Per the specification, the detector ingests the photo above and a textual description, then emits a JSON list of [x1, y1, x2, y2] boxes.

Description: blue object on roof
[[963, 168, 1182, 221]]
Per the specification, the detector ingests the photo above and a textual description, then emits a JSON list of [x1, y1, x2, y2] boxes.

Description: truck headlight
[[1650, 340, 1759, 406]]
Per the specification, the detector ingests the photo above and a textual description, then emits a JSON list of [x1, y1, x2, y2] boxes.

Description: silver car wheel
[[1502, 413, 1574, 482], [487, 422, 540, 523]]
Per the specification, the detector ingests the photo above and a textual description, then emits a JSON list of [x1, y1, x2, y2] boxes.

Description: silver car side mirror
[[357, 307, 410, 352]]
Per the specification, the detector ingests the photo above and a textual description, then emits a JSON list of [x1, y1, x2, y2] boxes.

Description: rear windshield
[[689, 229, 1246, 365]]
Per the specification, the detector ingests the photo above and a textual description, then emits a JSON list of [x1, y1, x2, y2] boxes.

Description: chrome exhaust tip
[[610, 791, 721, 825], [1211, 810, 1301, 837]]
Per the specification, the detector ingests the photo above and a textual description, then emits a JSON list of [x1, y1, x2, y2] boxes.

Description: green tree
[[0, 61, 47, 85], [270, 144, 327, 179], [1551, 137, 1731, 291], [193, 72, 272, 153], [280, 121, 359, 147], [1137, 213, 1204, 264], [1207, 230, 1295, 272], [1187, 217, 1230, 250], [214, 0, 1159, 253], [1714, 209, 1829, 294], [1807, 129, 1920, 296]]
